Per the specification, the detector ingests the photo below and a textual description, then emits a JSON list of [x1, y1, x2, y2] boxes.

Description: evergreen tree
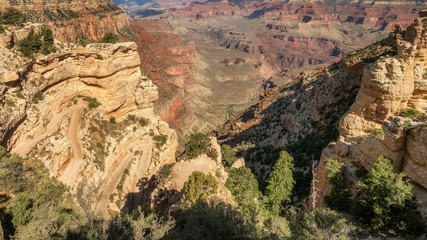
[[225, 167, 264, 217], [184, 133, 211, 159], [221, 144, 237, 167], [355, 156, 415, 230], [265, 151, 295, 215], [182, 171, 218, 203]]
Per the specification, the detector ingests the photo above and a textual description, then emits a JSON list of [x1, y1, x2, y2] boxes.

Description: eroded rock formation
[[0, 29, 177, 215], [311, 14, 427, 210]]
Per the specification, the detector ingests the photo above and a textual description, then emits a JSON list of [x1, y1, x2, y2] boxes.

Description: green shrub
[[138, 117, 148, 126], [1, 8, 26, 25], [399, 108, 420, 119], [184, 133, 210, 159], [0, 24, 5, 34], [82, 96, 101, 109], [18, 27, 56, 57], [107, 207, 174, 240], [403, 120, 412, 130], [32, 90, 44, 103], [11, 193, 33, 227], [153, 134, 168, 149], [369, 128, 384, 140], [0, 147, 36, 193], [221, 144, 237, 167], [109, 116, 116, 124], [182, 171, 218, 203], [16, 90, 24, 99], [289, 207, 354, 240], [127, 114, 136, 121], [165, 199, 260, 239], [100, 32, 120, 43], [326, 158, 344, 181], [386, 72, 393, 79]]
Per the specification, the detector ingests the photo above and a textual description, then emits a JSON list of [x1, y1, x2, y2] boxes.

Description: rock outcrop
[[0, 29, 177, 215], [0, 0, 129, 42], [134, 137, 233, 213], [311, 13, 427, 211]]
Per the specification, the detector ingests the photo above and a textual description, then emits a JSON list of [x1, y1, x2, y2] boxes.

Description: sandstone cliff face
[[312, 15, 427, 210], [0, 31, 177, 215], [0, 0, 129, 42]]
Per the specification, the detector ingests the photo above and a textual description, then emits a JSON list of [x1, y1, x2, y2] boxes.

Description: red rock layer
[[161, 1, 423, 29], [128, 20, 197, 126]]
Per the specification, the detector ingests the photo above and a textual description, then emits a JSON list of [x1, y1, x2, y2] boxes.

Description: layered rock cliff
[[311, 14, 427, 212], [0, 28, 177, 215], [0, 0, 129, 42]]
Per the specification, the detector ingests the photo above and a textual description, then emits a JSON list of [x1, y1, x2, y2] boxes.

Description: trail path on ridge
[[97, 136, 153, 215], [60, 106, 84, 186], [12, 106, 78, 156]]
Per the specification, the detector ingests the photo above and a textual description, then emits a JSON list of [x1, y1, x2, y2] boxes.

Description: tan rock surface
[[0, 40, 178, 216], [311, 13, 427, 209]]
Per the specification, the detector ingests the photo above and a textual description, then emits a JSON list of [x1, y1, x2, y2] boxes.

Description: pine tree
[[355, 156, 414, 230], [265, 151, 295, 215]]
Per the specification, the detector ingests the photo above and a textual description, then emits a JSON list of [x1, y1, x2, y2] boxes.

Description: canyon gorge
[[116, 0, 426, 147], [0, 0, 426, 238]]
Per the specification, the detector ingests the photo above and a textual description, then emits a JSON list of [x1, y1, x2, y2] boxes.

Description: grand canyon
[[0, 0, 426, 239]]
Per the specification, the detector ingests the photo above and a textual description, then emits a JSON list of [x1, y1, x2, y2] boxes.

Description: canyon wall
[[0, 28, 177, 215], [0, 0, 129, 42], [311, 14, 427, 211]]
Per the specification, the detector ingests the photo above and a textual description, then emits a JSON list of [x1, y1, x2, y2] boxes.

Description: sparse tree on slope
[[265, 151, 295, 215]]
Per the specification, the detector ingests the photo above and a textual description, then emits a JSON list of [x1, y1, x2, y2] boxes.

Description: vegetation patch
[[153, 134, 168, 149], [225, 166, 264, 216], [353, 156, 425, 236], [184, 133, 211, 159], [342, 40, 397, 64], [18, 27, 56, 57], [264, 151, 295, 215], [99, 32, 120, 43], [324, 158, 350, 211], [32, 90, 44, 104], [221, 144, 237, 167], [80, 95, 101, 109], [399, 108, 420, 119], [0, 8, 26, 25], [369, 128, 384, 140], [182, 171, 218, 203]]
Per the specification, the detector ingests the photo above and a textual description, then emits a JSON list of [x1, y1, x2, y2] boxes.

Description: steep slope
[[215, 25, 403, 199], [0, 26, 177, 215], [0, 0, 129, 42]]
